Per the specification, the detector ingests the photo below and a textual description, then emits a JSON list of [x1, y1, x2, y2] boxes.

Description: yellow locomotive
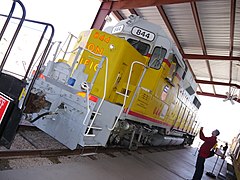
[[23, 15, 201, 150]]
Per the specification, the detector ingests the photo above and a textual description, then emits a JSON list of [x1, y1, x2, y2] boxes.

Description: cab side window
[[149, 46, 167, 70]]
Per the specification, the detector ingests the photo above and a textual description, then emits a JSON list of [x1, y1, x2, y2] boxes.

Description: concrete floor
[[0, 147, 227, 180]]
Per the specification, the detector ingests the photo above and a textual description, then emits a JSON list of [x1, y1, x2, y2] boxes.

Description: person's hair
[[213, 129, 220, 136]]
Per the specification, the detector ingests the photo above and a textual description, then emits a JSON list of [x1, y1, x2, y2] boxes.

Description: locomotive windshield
[[127, 38, 150, 56]]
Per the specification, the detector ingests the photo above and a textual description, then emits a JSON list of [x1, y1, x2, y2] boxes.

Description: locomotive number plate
[[131, 26, 155, 41], [112, 25, 124, 34], [0, 94, 10, 125]]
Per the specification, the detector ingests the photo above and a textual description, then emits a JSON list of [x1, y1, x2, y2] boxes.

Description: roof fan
[[223, 86, 238, 105]]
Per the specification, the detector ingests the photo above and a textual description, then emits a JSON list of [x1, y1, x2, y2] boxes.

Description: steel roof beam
[[197, 92, 227, 99], [91, 2, 113, 30], [183, 54, 240, 61], [229, 0, 236, 57], [157, 5, 203, 91], [112, 11, 125, 21], [229, 0, 236, 84], [157, 5, 205, 92], [157, 6, 184, 55], [129, 9, 138, 15], [196, 79, 240, 89], [197, 83, 203, 93], [197, 80, 240, 104], [191, 2, 215, 94], [101, 0, 206, 10], [191, 2, 206, 55], [197, 91, 240, 103]]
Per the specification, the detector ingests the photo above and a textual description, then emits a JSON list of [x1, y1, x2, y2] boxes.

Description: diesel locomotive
[[0, 10, 201, 150], [21, 15, 201, 150]]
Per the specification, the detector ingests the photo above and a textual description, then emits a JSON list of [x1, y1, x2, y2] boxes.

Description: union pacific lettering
[[79, 31, 112, 71], [80, 43, 104, 71], [79, 57, 98, 71], [87, 43, 104, 55]]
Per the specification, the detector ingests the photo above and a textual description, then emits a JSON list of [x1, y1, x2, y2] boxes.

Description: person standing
[[222, 142, 228, 158], [192, 127, 220, 180]]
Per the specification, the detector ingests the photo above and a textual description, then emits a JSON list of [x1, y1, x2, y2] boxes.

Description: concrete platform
[[0, 147, 228, 180]]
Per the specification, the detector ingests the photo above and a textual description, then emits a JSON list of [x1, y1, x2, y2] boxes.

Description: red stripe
[[127, 110, 172, 127], [163, 58, 171, 67], [176, 73, 181, 80], [146, 53, 151, 57]]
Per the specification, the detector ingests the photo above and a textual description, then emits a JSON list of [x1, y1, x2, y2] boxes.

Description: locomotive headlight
[[109, 44, 115, 50], [121, 121, 130, 130]]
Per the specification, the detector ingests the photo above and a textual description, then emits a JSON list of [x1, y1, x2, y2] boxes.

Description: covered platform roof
[[92, 0, 240, 103]]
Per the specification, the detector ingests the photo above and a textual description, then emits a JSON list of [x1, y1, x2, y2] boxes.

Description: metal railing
[[0, 15, 55, 110], [0, 0, 26, 72]]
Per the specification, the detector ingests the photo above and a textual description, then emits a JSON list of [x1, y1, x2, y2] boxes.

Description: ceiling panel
[[232, 62, 240, 83], [137, 7, 171, 36], [118, 9, 131, 19], [198, 84, 214, 93], [209, 60, 230, 80], [163, 3, 202, 54], [214, 85, 230, 95], [188, 60, 210, 79]]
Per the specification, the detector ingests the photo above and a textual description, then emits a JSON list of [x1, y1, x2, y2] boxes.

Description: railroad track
[[0, 125, 186, 159], [0, 144, 185, 160], [0, 144, 184, 158]]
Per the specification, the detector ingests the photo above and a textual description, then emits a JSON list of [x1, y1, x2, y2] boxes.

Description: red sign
[[0, 94, 10, 125]]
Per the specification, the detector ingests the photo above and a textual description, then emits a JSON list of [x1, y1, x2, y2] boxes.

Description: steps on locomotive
[[79, 100, 121, 147]]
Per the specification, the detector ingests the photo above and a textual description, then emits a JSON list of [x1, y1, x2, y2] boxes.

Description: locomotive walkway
[[0, 144, 229, 180]]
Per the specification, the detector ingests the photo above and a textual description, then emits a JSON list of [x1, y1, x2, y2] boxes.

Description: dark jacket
[[198, 130, 217, 158]]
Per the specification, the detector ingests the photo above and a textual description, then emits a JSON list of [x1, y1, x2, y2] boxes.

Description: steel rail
[[0, 145, 184, 159]]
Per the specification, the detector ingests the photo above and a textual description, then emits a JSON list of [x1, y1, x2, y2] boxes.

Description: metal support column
[[91, 2, 113, 30]]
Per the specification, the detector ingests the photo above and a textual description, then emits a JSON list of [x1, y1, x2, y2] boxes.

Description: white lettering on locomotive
[[131, 26, 155, 41]]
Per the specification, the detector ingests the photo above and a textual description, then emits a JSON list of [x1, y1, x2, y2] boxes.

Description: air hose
[[29, 111, 56, 123]]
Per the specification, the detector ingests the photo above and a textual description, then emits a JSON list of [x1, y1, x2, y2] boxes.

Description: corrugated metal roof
[[97, 0, 240, 102], [198, 0, 231, 56]]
